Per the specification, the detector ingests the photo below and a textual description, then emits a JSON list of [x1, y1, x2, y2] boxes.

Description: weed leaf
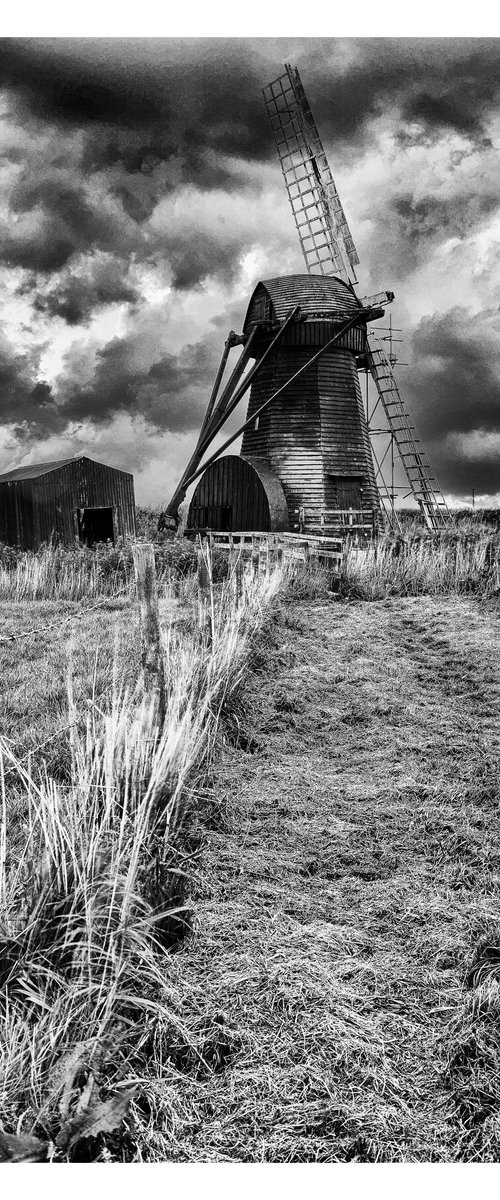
[[56, 1089, 136, 1151], [49, 1039, 100, 1118]]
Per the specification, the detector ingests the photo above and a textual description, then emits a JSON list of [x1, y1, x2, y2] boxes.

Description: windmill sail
[[263, 65, 359, 285], [264, 63, 450, 531]]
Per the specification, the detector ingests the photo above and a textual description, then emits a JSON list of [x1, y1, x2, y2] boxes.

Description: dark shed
[[0, 455, 136, 550]]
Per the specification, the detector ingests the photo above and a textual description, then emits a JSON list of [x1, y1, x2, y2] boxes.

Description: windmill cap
[[244, 274, 362, 334]]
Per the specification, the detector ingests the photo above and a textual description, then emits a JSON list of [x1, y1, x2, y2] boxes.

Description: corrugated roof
[[0, 455, 85, 483]]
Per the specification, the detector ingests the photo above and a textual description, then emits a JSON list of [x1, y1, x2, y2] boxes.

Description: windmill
[[262, 64, 449, 532], [161, 63, 449, 537]]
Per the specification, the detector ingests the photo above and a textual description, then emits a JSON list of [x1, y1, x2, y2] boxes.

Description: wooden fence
[[206, 529, 344, 573]]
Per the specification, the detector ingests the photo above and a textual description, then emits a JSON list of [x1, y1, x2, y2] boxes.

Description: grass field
[[1, 535, 500, 1161], [166, 591, 500, 1161]]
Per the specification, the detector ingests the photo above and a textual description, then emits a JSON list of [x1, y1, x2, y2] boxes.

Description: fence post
[[258, 539, 270, 576], [228, 532, 237, 577], [197, 536, 213, 643], [234, 554, 244, 606], [132, 543, 165, 725]]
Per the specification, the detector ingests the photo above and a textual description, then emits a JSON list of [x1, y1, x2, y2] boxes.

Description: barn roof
[[243, 274, 362, 333], [0, 456, 83, 483]]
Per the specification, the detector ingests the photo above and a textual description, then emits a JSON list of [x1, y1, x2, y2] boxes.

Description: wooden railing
[[294, 508, 377, 537], [202, 529, 344, 573]]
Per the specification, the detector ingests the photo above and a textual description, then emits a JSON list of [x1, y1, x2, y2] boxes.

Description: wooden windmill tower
[[163, 63, 449, 536]]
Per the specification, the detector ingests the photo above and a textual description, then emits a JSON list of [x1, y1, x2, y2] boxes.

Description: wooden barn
[[0, 455, 136, 550]]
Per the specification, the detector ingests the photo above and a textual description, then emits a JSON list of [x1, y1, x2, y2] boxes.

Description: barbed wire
[[0, 583, 133, 646], [1, 687, 115, 780]]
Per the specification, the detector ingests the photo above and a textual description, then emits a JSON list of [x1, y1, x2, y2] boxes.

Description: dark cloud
[[0, 166, 142, 273], [0, 314, 232, 450], [0, 336, 59, 436], [57, 324, 224, 434], [1, 37, 496, 179], [0, 38, 499, 500], [404, 307, 500, 493], [301, 39, 500, 149], [27, 254, 140, 325], [0, 39, 272, 171], [391, 191, 498, 254]]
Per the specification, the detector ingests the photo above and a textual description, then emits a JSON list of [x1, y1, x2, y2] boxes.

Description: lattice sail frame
[[263, 65, 359, 285], [263, 63, 450, 531]]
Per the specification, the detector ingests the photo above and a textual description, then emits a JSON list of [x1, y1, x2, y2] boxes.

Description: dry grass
[[2, 527, 500, 1161], [0, 557, 284, 1161], [342, 530, 500, 600], [0, 540, 229, 603], [146, 592, 500, 1161]]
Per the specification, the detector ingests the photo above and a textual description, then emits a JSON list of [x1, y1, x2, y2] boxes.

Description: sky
[[0, 36, 499, 508]]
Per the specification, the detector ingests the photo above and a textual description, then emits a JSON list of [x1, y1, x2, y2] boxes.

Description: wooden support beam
[[182, 308, 365, 493], [165, 307, 299, 522], [164, 328, 258, 522], [199, 331, 241, 440]]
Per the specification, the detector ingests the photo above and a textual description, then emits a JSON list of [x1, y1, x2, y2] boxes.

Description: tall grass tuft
[[341, 531, 500, 600], [0, 559, 284, 1161], [0, 540, 230, 603]]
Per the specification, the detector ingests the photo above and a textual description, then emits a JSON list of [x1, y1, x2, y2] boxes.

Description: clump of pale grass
[[0, 555, 284, 1160], [0, 540, 229, 603], [342, 531, 500, 600]]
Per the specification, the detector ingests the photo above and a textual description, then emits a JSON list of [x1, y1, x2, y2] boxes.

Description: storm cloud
[[0, 37, 498, 504]]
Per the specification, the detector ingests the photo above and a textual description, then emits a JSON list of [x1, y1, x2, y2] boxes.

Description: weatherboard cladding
[[241, 345, 379, 517], [0, 456, 136, 549]]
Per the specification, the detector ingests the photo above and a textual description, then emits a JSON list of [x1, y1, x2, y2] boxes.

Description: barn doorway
[[77, 507, 115, 546]]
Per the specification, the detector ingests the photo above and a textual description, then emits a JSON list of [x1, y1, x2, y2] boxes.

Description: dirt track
[[174, 596, 500, 1161]]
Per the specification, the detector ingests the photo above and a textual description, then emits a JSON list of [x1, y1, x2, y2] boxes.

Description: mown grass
[[157, 592, 500, 1161]]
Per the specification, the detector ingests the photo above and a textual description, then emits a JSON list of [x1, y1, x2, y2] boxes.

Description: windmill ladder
[[366, 333, 450, 532]]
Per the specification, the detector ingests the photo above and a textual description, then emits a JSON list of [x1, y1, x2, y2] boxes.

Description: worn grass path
[[169, 595, 500, 1162]]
